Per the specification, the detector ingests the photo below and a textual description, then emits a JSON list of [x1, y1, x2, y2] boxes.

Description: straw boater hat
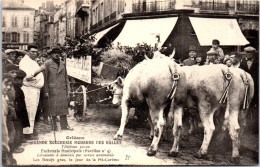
[[5, 49, 16, 55]]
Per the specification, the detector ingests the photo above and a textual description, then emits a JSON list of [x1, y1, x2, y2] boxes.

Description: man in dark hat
[[33, 47, 73, 131], [13, 69, 30, 153], [183, 45, 197, 66]]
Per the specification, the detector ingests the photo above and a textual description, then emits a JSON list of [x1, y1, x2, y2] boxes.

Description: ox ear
[[116, 77, 124, 87]]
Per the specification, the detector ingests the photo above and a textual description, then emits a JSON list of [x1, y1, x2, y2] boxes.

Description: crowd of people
[[2, 45, 73, 165]]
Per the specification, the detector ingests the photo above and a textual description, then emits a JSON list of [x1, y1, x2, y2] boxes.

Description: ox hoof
[[230, 157, 240, 164], [147, 150, 157, 156], [168, 151, 178, 157], [194, 152, 209, 160], [113, 134, 122, 140]]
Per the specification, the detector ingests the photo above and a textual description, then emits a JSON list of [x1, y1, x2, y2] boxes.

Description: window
[[6, 33, 11, 42], [118, 0, 125, 13], [12, 16, 18, 27], [23, 32, 29, 43], [68, 20, 71, 31], [2, 32, 5, 42], [24, 16, 29, 27], [11, 32, 20, 42], [92, 9, 96, 24], [96, 7, 99, 22], [2, 16, 6, 27]]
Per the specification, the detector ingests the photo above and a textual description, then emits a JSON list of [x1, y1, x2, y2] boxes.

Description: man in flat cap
[[205, 50, 219, 65], [240, 46, 258, 117], [33, 47, 73, 131], [183, 45, 197, 66], [19, 45, 44, 140]]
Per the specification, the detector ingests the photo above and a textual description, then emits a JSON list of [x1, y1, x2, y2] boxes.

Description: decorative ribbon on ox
[[167, 73, 180, 101], [242, 78, 250, 109], [219, 72, 232, 104]]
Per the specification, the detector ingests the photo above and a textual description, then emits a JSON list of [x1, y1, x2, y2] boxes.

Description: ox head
[[109, 77, 124, 107]]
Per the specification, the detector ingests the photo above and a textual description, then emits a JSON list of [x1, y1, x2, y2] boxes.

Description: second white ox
[[113, 58, 254, 163]]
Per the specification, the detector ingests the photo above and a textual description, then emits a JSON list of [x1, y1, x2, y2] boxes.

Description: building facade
[[88, 0, 258, 60], [2, 0, 35, 50]]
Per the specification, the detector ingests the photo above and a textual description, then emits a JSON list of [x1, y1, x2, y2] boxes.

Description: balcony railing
[[199, 2, 228, 11], [237, 2, 259, 14], [132, 1, 258, 14], [132, 1, 175, 13], [90, 11, 117, 30]]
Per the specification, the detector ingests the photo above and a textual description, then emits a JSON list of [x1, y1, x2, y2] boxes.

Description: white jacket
[[19, 55, 44, 89]]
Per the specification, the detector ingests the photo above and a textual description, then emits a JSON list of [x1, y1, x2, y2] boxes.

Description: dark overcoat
[[14, 85, 30, 128], [43, 59, 69, 116]]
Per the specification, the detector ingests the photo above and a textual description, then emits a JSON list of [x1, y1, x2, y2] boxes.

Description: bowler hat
[[15, 70, 26, 79], [49, 47, 62, 54], [244, 46, 256, 52], [5, 49, 16, 55], [189, 45, 197, 51]]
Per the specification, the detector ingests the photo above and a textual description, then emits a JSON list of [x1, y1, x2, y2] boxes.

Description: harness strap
[[219, 72, 232, 104]]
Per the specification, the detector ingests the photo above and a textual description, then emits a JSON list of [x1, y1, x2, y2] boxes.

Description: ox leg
[[188, 116, 195, 134], [228, 109, 240, 164], [222, 102, 230, 131], [148, 115, 154, 140], [147, 108, 165, 156], [114, 99, 129, 140], [195, 106, 216, 159], [169, 106, 183, 157]]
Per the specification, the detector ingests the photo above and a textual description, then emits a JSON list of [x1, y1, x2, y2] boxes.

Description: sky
[[23, 0, 66, 9]]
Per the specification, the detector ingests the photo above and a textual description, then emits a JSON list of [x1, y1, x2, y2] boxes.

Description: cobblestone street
[[13, 104, 258, 165]]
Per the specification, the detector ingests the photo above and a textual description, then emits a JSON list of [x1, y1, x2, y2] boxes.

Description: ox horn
[[144, 54, 150, 60], [169, 47, 175, 59]]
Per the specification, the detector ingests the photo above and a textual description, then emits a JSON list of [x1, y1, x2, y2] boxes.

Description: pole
[[47, 95, 56, 142]]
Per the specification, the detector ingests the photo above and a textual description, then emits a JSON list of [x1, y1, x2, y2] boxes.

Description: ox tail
[[244, 72, 254, 106], [240, 72, 254, 109]]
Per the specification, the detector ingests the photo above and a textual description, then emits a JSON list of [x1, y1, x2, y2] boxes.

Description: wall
[[2, 9, 35, 49]]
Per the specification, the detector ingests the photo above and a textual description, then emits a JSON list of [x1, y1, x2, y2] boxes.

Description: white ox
[[113, 58, 254, 163]]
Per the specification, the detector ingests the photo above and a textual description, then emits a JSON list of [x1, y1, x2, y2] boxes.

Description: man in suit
[[183, 45, 197, 66], [33, 47, 73, 131]]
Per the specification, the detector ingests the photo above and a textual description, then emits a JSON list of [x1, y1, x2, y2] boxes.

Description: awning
[[113, 17, 178, 47], [93, 23, 119, 45], [189, 17, 249, 46]]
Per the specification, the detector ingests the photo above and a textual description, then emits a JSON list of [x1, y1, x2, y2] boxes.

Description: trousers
[[21, 86, 40, 134]]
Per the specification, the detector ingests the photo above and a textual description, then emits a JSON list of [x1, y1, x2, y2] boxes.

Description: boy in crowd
[[2, 73, 17, 165], [209, 39, 224, 63]]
